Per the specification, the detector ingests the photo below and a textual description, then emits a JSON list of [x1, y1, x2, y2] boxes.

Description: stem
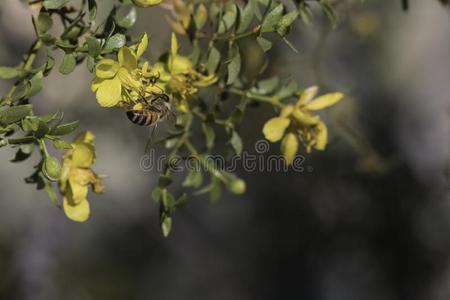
[[227, 87, 283, 107], [24, 39, 42, 71], [3, 39, 42, 101], [39, 139, 49, 157]]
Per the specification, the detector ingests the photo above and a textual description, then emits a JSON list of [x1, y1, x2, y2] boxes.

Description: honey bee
[[126, 92, 173, 127]]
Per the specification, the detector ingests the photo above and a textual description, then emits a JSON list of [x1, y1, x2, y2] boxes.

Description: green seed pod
[[42, 156, 62, 181], [227, 178, 246, 195]]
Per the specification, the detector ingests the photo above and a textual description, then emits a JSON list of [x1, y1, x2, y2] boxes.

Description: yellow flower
[[262, 86, 344, 164], [59, 131, 104, 222], [91, 34, 149, 107], [151, 33, 217, 111], [132, 0, 162, 7]]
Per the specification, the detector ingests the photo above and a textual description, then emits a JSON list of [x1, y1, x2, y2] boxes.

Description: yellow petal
[[145, 84, 167, 94], [297, 86, 318, 106], [118, 47, 137, 70], [280, 105, 294, 118], [281, 133, 298, 165], [292, 108, 320, 125], [193, 74, 218, 87], [71, 143, 95, 168], [262, 117, 290, 142], [74, 130, 95, 144], [59, 163, 71, 192], [63, 197, 90, 222], [169, 55, 192, 74], [96, 76, 122, 107], [149, 63, 171, 81], [314, 122, 328, 150], [117, 67, 141, 89], [132, 0, 162, 7], [171, 32, 178, 57], [91, 172, 104, 194], [306, 92, 344, 111], [136, 33, 149, 58], [95, 59, 119, 78], [91, 77, 104, 92], [69, 168, 95, 186], [68, 180, 89, 203], [141, 61, 149, 75]]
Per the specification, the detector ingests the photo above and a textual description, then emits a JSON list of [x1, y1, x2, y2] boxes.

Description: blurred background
[[0, 0, 449, 299]]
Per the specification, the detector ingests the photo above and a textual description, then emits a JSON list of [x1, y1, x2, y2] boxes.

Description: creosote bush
[[0, 0, 447, 236]]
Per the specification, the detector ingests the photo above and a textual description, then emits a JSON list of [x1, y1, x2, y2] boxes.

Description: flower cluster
[[59, 131, 103, 222], [263, 86, 344, 164], [91, 33, 216, 112]]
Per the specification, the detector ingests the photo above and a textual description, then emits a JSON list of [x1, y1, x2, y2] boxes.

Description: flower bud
[[227, 178, 246, 195], [42, 156, 62, 181]]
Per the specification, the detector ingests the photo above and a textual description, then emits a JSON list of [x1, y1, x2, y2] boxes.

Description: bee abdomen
[[126, 110, 158, 126]]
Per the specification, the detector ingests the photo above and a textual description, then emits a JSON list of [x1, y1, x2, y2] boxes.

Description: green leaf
[[37, 12, 53, 33], [0, 105, 32, 127], [104, 33, 126, 50], [190, 41, 201, 65], [43, 0, 69, 9], [275, 10, 298, 36], [254, 76, 280, 94], [8, 136, 36, 145], [59, 53, 76, 75], [194, 4, 208, 29], [209, 176, 222, 204], [236, 2, 254, 34], [115, 5, 137, 29], [33, 120, 50, 138], [250, 0, 263, 20], [175, 193, 188, 206], [261, 3, 284, 32], [202, 123, 215, 150], [161, 215, 172, 237], [320, 0, 338, 27], [52, 138, 72, 149], [0, 66, 20, 79], [55, 38, 77, 50], [226, 45, 241, 85], [256, 36, 272, 52], [11, 144, 35, 162], [207, 46, 221, 75], [43, 176, 60, 207], [183, 169, 203, 189], [161, 190, 175, 211], [229, 130, 243, 155], [88, 0, 97, 20], [218, 4, 238, 34], [298, 2, 313, 26], [27, 71, 44, 97], [86, 36, 102, 58], [274, 80, 298, 99], [86, 56, 95, 73], [152, 187, 162, 202], [50, 120, 79, 136], [44, 52, 55, 76]]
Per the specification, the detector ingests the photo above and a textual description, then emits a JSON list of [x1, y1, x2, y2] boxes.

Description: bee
[[126, 92, 173, 127]]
